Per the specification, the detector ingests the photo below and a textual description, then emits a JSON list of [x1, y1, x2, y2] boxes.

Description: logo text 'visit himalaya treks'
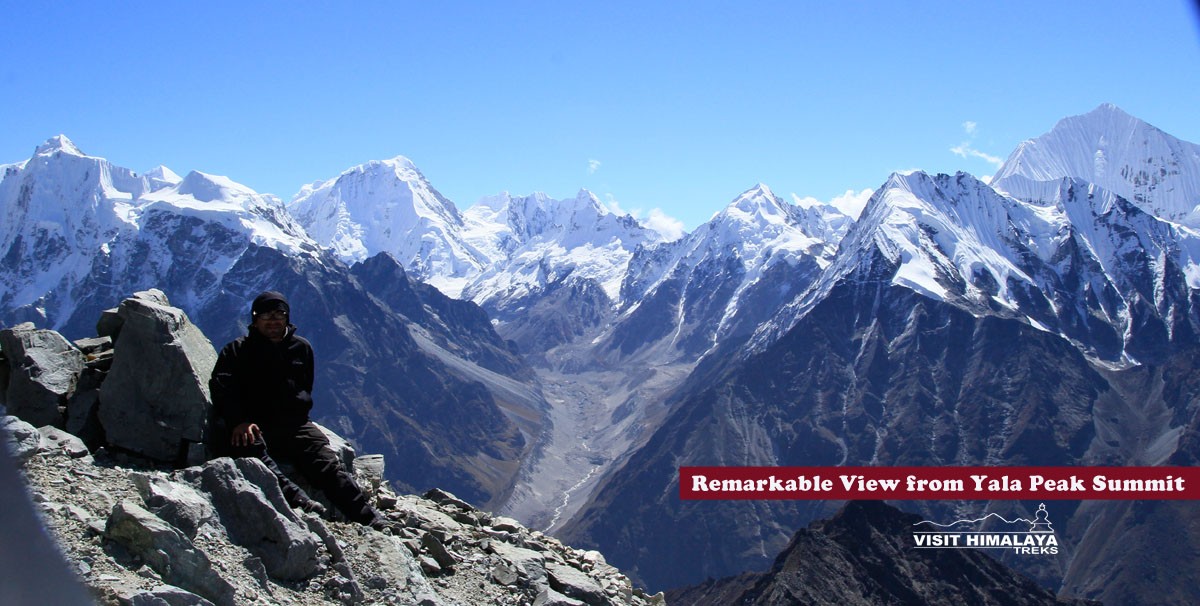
[[913, 503, 1058, 555]]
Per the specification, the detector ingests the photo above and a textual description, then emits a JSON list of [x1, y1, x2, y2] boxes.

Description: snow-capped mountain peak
[[34, 135, 83, 158], [290, 155, 483, 288], [137, 171, 315, 258], [458, 188, 664, 308], [720, 183, 791, 222], [175, 171, 259, 203], [993, 103, 1200, 226], [142, 165, 182, 189]]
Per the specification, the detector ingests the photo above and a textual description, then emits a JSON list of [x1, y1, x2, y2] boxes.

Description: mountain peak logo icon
[[912, 504, 1058, 555]]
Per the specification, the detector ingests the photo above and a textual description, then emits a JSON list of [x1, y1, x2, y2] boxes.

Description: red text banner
[[679, 466, 1200, 500]]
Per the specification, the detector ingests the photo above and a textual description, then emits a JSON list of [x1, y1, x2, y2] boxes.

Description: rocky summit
[[0, 291, 662, 606]]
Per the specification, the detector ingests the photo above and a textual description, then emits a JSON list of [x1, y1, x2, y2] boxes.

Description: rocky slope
[[4, 421, 660, 606]]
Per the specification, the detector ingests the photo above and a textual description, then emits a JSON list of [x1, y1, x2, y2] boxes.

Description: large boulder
[[0, 323, 85, 427], [131, 472, 219, 540], [196, 457, 321, 580], [1, 415, 42, 464], [98, 290, 217, 464], [105, 500, 237, 606]]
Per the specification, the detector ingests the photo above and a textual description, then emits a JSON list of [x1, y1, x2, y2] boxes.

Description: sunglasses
[[256, 311, 289, 321]]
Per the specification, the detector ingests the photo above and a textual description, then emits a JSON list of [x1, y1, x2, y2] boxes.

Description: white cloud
[[645, 208, 685, 241], [950, 142, 1004, 167], [602, 194, 684, 241], [792, 188, 875, 220], [603, 194, 636, 218], [951, 121, 1003, 168], [588, 159, 602, 174]]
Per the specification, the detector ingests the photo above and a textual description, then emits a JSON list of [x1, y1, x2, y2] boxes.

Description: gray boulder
[[96, 307, 123, 340], [1, 415, 42, 464], [129, 585, 216, 606], [104, 500, 236, 606], [546, 561, 608, 605], [0, 323, 85, 427], [37, 426, 90, 459], [132, 472, 218, 540], [197, 457, 320, 580], [315, 421, 356, 468], [98, 290, 217, 464]]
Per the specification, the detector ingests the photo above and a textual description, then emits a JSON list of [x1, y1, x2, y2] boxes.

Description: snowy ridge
[[141, 171, 315, 256], [1, 136, 149, 323], [290, 156, 487, 294], [863, 171, 1044, 304], [142, 165, 182, 190], [609, 184, 848, 357], [623, 184, 842, 305], [460, 190, 664, 309], [994, 104, 1200, 226], [0, 136, 322, 329], [751, 167, 1200, 363]]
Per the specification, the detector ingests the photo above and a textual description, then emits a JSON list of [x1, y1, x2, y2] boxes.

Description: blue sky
[[3, 1, 1199, 231]]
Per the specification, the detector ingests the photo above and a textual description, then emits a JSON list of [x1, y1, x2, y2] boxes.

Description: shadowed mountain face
[[667, 501, 1098, 606], [564, 272, 1200, 599], [561, 108, 1200, 599], [561, 277, 1110, 591]]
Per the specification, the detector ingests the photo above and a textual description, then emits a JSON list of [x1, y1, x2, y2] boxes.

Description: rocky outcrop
[[195, 457, 321, 581], [98, 290, 216, 465], [0, 322, 85, 427], [104, 499, 237, 606], [1, 415, 41, 463], [0, 291, 214, 467], [8, 430, 663, 606]]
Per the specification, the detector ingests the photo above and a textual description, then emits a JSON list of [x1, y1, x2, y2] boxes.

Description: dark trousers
[[226, 422, 376, 524]]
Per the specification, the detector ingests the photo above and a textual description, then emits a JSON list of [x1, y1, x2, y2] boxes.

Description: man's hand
[[231, 422, 261, 447]]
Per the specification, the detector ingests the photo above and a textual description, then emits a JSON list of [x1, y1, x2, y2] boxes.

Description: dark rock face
[[667, 501, 1097, 606], [98, 290, 216, 465], [0, 323, 84, 427], [488, 275, 615, 358], [349, 252, 530, 381]]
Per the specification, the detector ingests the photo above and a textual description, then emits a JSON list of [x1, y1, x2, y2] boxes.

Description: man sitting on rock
[[209, 291, 389, 531]]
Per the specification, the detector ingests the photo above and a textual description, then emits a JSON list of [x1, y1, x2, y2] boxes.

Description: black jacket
[[210, 324, 316, 431]]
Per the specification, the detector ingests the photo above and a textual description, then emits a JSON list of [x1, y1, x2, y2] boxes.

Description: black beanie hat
[[251, 291, 289, 319]]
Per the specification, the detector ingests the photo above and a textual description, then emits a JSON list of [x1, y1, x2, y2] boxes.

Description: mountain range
[[3, 103, 1199, 603]]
